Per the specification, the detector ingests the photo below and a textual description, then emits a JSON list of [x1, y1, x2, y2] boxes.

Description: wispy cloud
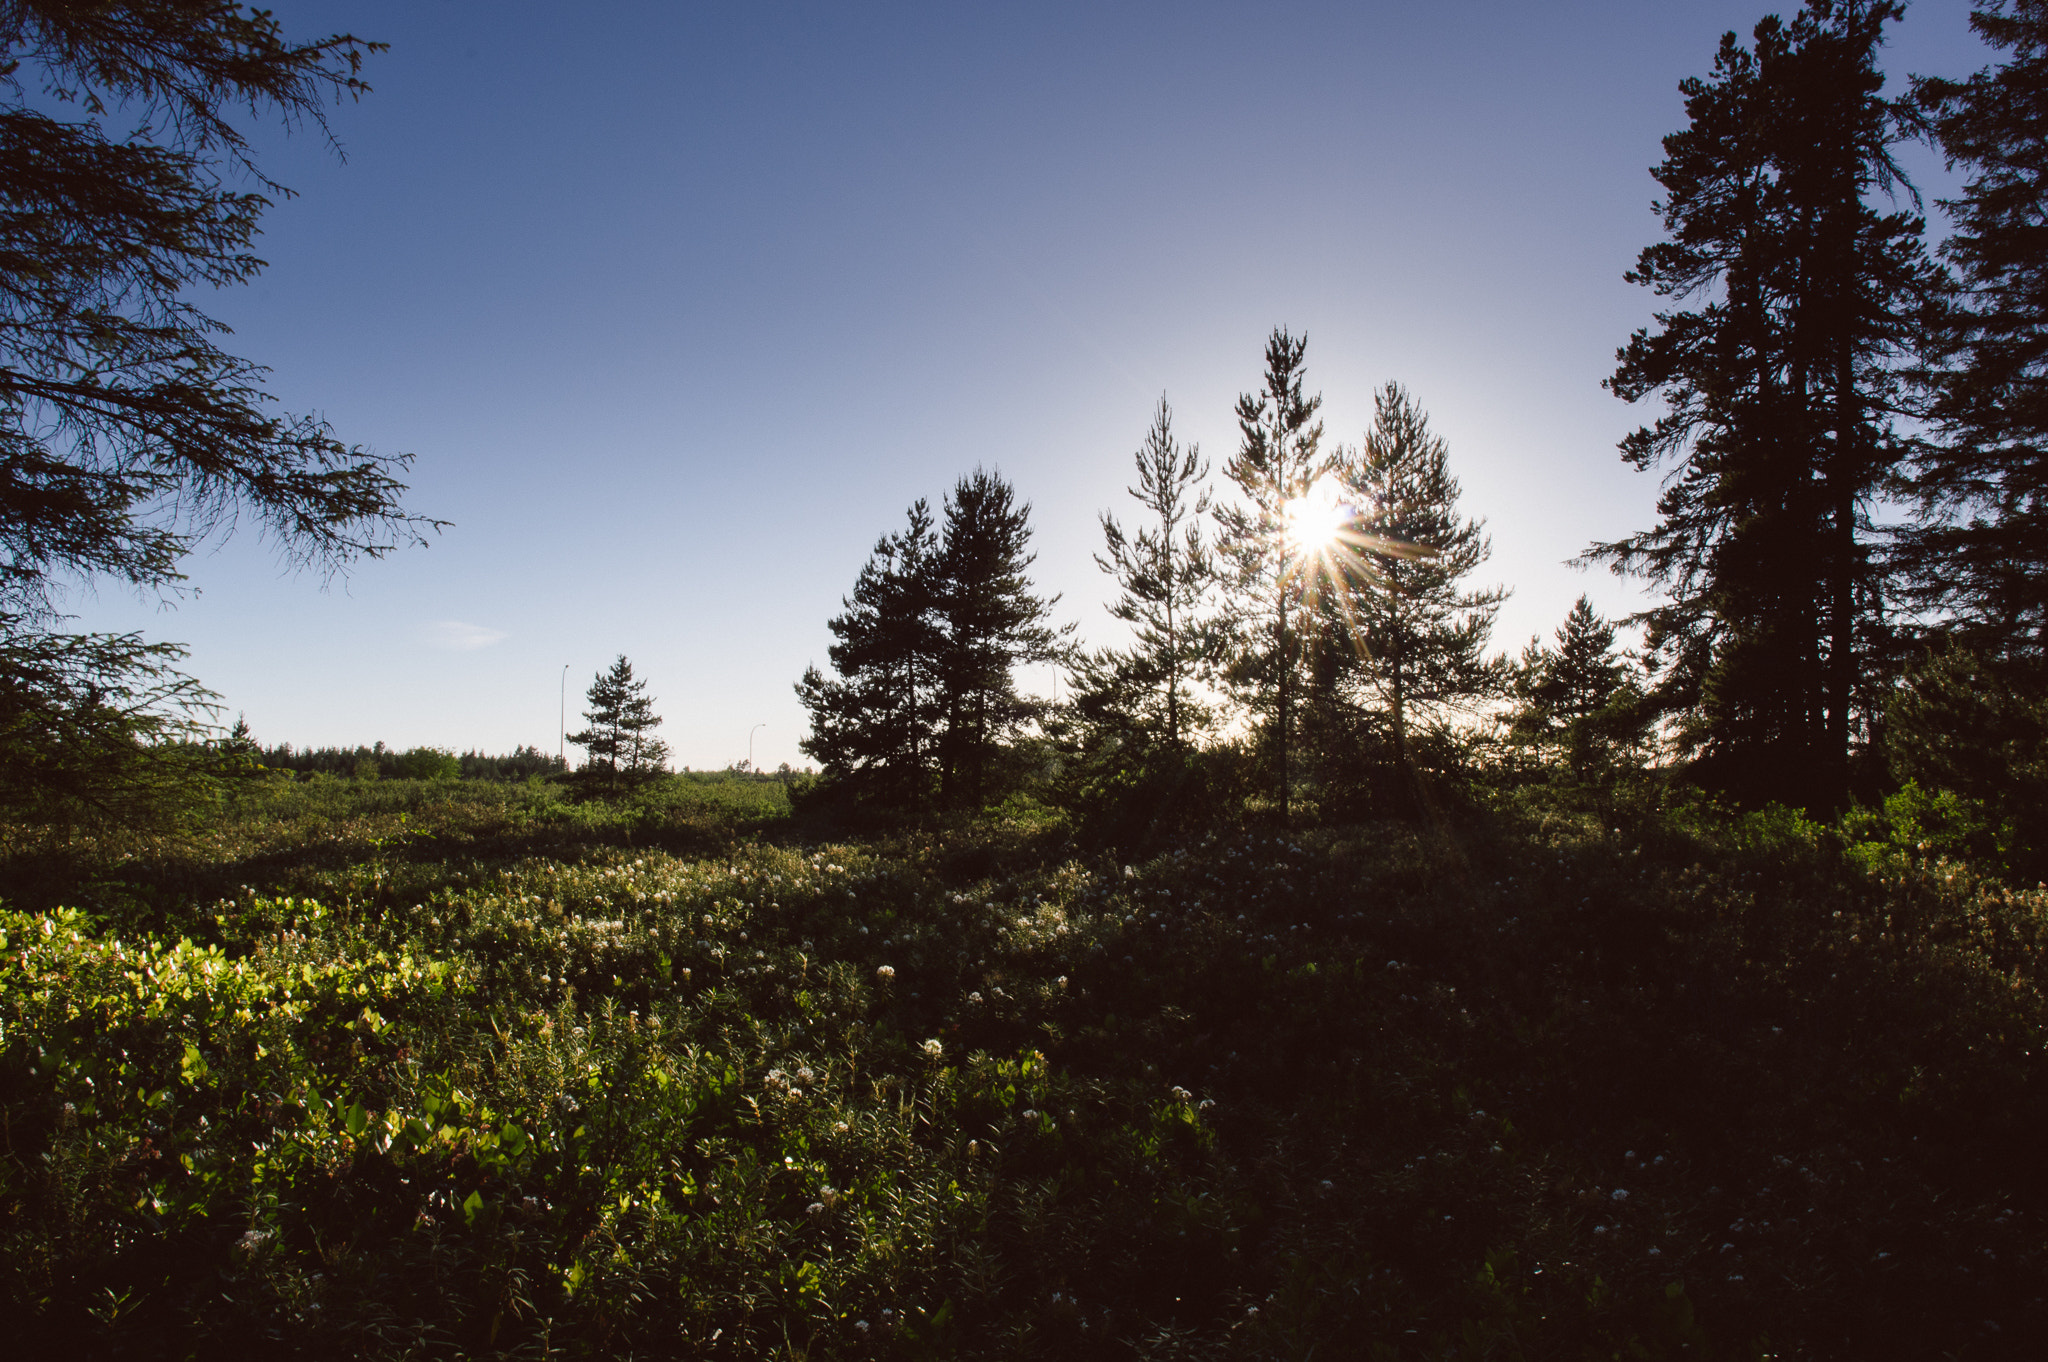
[[428, 620, 509, 651]]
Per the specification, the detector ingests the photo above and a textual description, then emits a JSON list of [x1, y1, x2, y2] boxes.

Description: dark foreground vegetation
[[4, 774, 2045, 1360]]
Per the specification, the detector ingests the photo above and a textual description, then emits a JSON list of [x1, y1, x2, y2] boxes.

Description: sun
[[1282, 477, 1349, 554]]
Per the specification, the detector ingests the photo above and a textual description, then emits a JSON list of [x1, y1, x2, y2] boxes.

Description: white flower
[[921, 1038, 943, 1060], [1612, 1188, 1629, 1201], [875, 965, 896, 982]]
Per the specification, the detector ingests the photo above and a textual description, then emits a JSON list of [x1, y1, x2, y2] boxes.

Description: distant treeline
[[258, 743, 567, 781]]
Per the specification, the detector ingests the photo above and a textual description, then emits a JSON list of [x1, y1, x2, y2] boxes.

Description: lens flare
[[1282, 477, 1349, 553]]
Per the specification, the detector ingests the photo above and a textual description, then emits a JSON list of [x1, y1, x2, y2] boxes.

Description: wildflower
[[1056, 975, 1068, 990], [875, 964, 895, 982], [968, 991, 984, 1005], [1612, 1189, 1629, 1201], [1170, 1086, 1192, 1103], [806, 1201, 826, 1216], [921, 1038, 943, 1061]]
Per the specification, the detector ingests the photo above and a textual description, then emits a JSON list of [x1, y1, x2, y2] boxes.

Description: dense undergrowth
[[3, 776, 2046, 1358]]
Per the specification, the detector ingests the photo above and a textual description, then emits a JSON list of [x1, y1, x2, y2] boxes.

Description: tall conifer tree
[[1074, 396, 1215, 749], [796, 502, 943, 808], [1588, 0, 1938, 808], [1905, 0, 2048, 661], [935, 469, 1067, 807], [1217, 329, 1326, 820], [1327, 383, 1506, 797]]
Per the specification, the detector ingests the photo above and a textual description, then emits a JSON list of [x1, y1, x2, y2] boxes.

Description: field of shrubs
[[3, 773, 2046, 1358]]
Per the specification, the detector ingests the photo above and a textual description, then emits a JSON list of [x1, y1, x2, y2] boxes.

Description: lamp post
[[748, 723, 765, 773], [559, 664, 569, 768]]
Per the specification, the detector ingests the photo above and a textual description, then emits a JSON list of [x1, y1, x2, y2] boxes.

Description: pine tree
[[1903, 0, 2048, 661], [796, 501, 943, 807], [1216, 329, 1327, 820], [797, 473, 1064, 812], [1587, 1, 1939, 809], [1328, 383, 1506, 798], [1512, 595, 1648, 778], [934, 469, 1067, 808], [1074, 396, 1215, 750], [568, 656, 668, 795]]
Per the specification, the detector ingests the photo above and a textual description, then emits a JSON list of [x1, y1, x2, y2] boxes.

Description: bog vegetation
[[9, 1, 2048, 1358]]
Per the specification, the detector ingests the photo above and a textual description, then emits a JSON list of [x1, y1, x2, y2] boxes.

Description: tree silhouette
[[1903, 0, 2048, 663], [1216, 330, 1327, 820], [934, 469, 1067, 808], [569, 656, 668, 795], [0, 4, 434, 620], [798, 471, 1064, 812], [1072, 396, 1215, 751], [1587, 0, 1938, 809], [1512, 595, 1648, 779], [797, 501, 943, 808], [1324, 383, 1506, 803]]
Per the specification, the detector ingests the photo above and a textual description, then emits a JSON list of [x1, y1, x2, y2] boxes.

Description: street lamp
[[748, 723, 765, 773]]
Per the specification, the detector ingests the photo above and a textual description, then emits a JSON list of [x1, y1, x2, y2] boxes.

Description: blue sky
[[66, 0, 1990, 770]]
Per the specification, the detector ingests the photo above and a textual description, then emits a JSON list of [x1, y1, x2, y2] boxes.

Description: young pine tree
[[796, 502, 944, 808], [568, 656, 669, 795], [1333, 383, 1506, 797], [1512, 595, 1649, 779], [1216, 329, 1328, 819], [1073, 396, 1216, 750], [934, 469, 1068, 808]]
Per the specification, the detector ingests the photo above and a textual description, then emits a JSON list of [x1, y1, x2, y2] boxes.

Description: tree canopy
[[0, 1, 435, 619]]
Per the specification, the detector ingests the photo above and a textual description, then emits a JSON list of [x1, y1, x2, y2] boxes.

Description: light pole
[[748, 723, 765, 773], [559, 664, 569, 768]]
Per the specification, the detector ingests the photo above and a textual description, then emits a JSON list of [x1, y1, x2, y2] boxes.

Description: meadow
[[3, 773, 2045, 1359]]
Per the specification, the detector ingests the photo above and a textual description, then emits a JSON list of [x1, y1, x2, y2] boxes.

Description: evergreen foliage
[[1216, 329, 1327, 818], [0, 623, 218, 826], [1071, 396, 1215, 752], [1315, 383, 1507, 805], [0, 3, 433, 827], [932, 469, 1068, 808], [1886, 643, 2048, 870], [0, 2, 433, 620], [797, 500, 944, 809], [1588, 0, 1940, 810], [1512, 594, 1651, 779], [1904, 0, 2048, 662], [798, 471, 1063, 812], [568, 656, 668, 796]]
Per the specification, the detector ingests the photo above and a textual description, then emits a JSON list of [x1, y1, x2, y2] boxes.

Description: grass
[[2, 776, 2045, 1358]]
